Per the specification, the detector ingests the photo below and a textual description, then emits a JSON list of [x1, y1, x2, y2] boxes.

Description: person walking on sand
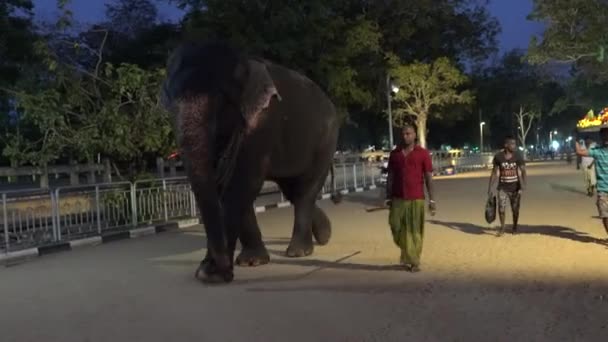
[[385, 124, 436, 272], [575, 128, 608, 237], [488, 135, 527, 236]]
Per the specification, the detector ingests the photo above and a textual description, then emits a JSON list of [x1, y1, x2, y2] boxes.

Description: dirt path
[[1, 162, 607, 341]]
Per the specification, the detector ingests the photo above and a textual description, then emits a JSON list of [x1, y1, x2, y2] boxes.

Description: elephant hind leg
[[277, 172, 331, 257], [312, 205, 332, 245]]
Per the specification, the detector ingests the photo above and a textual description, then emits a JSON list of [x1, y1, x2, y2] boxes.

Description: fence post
[[343, 164, 347, 189], [3, 193, 9, 252], [95, 185, 102, 235], [53, 189, 61, 241], [162, 179, 169, 222], [189, 189, 197, 218], [362, 163, 366, 187], [333, 167, 338, 191], [130, 183, 138, 228], [353, 164, 357, 189]]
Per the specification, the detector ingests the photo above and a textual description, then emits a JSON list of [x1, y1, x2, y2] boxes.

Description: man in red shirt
[[385, 124, 436, 272]]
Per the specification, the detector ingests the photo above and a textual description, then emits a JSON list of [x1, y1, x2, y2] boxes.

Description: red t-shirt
[[387, 145, 433, 200]]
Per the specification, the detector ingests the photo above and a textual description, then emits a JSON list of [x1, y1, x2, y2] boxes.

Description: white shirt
[[582, 142, 597, 167]]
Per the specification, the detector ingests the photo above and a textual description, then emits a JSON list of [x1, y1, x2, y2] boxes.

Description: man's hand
[[429, 200, 437, 216]]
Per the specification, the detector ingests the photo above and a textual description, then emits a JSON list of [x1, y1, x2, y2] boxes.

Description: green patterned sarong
[[388, 199, 426, 266]]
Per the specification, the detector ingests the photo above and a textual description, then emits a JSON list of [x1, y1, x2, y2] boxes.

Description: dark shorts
[[497, 189, 521, 213], [597, 192, 608, 218]]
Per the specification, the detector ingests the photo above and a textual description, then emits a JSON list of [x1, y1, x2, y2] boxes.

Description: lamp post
[[550, 130, 558, 144], [386, 74, 399, 149], [479, 121, 486, 152]]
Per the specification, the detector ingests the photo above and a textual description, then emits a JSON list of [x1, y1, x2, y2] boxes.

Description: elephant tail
[[329, 163, 343, 204]]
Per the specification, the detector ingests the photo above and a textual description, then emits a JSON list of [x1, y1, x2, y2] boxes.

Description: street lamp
[[386, 74, 399, 149], [480, 121, 486, 152]]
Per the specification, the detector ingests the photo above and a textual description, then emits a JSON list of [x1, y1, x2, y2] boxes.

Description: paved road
[[2, 162, 608, 342]]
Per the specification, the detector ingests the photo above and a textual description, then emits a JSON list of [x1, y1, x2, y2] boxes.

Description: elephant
[[160, 41, 343, 283]]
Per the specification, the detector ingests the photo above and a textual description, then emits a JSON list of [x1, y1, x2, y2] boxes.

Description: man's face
[[402, 127, 416, 145], [504, 139, 516, 152]]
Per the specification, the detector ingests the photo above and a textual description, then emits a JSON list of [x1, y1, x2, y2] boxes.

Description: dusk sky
[[32, 0, 545, 56]]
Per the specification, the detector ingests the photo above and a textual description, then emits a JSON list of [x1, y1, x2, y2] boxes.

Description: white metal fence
[[0, 156, 497, 254]]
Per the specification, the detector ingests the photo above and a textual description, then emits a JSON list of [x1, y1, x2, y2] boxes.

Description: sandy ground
[[1, 161, 608, 342]]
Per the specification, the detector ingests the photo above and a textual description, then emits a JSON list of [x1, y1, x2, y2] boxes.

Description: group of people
[[383, 124, 608, 273]]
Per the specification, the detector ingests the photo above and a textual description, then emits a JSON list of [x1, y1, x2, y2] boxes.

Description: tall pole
[[386, 73, 394, 149], [479, 109, 483, 152]]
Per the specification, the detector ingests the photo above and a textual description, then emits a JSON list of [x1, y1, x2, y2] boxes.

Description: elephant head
[[161, 42, 281, 281]]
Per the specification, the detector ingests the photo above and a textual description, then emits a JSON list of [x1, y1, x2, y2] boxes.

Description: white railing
[[0, 155, 498, 254]]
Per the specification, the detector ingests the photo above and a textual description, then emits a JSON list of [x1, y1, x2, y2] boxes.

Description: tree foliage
[[0, 0, 504, 172], [2, 2, 174, 177], [173, 0, 499, 141], [527, 0, 608, 66], [391, 57, 473, 148]]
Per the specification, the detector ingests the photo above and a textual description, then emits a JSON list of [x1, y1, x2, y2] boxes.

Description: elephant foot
[[235, 247, 270, 267], [312, 206, 332, 245], [194, 256, 234, 284], [285, 241, 313, 258], [312, 220, 331, 246]]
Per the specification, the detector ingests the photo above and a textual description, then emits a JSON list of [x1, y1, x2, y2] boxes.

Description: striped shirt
[[589, 146, 608, 193]]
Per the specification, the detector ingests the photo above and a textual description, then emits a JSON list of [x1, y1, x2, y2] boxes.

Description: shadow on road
[[266, 249, 402, 272], [549, 183, 588, 196], [429, 220, 608, 246], [220, 250, 407, 286]]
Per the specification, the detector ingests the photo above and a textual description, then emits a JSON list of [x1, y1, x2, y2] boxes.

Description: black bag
[[485, 195, 496, 224]]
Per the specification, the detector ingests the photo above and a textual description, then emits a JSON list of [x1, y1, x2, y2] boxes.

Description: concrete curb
[[0, 221, 184, 267], [1, 186, 377, 267]]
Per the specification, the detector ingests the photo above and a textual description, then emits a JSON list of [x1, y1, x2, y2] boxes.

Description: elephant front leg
[[286, 200, 315, 257], [235, 206, 270, 267], [190, 183, 235, 284]]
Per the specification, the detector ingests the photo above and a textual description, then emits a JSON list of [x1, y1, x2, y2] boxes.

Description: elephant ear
[[238, 59, 281, 132]]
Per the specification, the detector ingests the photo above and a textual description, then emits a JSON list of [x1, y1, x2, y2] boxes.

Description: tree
[[527, 0, 608, 77], [0, 0, 40, 165], [514, 106, 539, 150], [168, 0, 500, 148], [176, 0, 382, 120], [5, 4, 173, 178], [391, 57, 473, 148], [471, 49, 566, 149]]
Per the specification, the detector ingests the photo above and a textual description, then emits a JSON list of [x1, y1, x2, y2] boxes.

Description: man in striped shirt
[[576, 128, 608, 237], [488, 135, 527, 236]]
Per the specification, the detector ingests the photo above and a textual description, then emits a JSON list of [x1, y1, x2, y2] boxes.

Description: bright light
[[554, 130, 558, 134], [392, 86, 399, 93], [529, 145, 534, 149], [567, 136, 573, 142], [551, 141, 560, 150], [518, 146, 524, 151]]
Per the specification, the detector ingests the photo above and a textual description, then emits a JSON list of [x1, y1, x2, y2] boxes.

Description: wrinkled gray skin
[[161, 41, 342, 283]]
